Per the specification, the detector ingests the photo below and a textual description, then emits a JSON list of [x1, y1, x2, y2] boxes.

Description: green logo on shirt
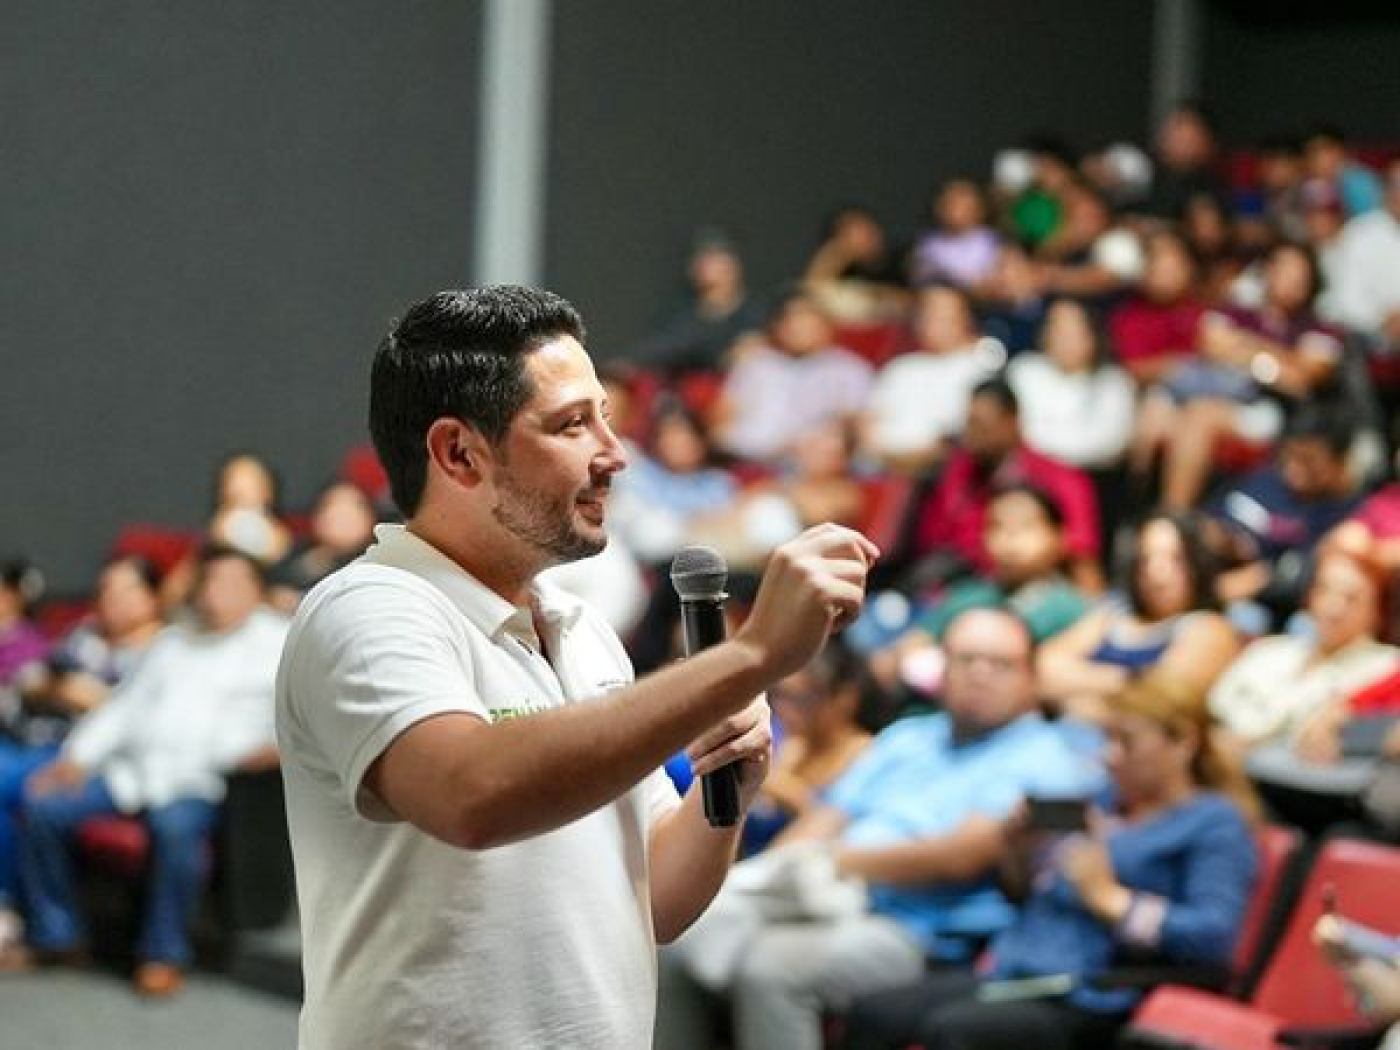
[[488, 703, 551, 722]]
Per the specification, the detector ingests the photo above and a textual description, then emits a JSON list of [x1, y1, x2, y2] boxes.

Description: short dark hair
[[1283, 400, 1355, 457], [989, 482, 1067, 531], [198, 543, 268, 588], [970, 376, 1019, 417], [369, 286, 586, 516]]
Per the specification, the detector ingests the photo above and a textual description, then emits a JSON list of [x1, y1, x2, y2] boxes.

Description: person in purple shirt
[[0, 560, 46, 690], [838, 674, 1260, 1050]]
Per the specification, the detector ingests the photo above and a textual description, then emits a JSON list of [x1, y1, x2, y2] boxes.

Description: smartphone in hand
[[1025, 795, 1090, 834]]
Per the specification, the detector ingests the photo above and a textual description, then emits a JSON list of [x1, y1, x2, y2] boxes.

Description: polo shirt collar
[[364, 524, 584, 645]]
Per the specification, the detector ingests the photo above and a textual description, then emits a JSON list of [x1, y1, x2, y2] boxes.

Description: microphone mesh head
[[670, 545, 729, 601]]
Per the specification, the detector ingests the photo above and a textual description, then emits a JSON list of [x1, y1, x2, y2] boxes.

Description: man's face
[[489, 336, 628, 567], [962, 396, 1018, 464], [196, 555, 264, 633], [940, 610, 1035, 736], [1280, 437, 1344, 500]]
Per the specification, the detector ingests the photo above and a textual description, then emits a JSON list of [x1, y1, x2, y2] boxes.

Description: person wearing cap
[[275, 285, 880, 1049]]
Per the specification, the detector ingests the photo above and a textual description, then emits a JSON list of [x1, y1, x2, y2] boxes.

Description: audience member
[[690, 419, 865, 573], [1138, 101, 1226, 222], [0, 556, 164, 956], [1134, 241, 1345, 510], [1006, 140, 1078, 249], [1303, 125, 1384, 218], [840, 674, 1259, 1050], [910, 180, 1001, 290], [632, 231, 765, 377], [268, 481, 378, 613], [1204, 404, 1363, 621], [0, 560, 47, 691], [5, 546, 286, 996], [1036, 186, 1145, 304], [1210, 540, 1399, 758], [802, 205, 909, 323], [978, 242, 1052, 355], [712, 288, 873, 466], [655, 608, 1099, 1050], [742, 642, 879, 854], [907, 378, 1102, 593], [1038, 512, 1238, 725], [859, 285, 1005, 475], [1110, 229, 1207, 387], [864, 484, 1089, 698], [1321, 157, 1400, 344], [1008, 298, 1135, 471]]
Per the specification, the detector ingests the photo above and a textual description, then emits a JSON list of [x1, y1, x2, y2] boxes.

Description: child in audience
[[864, 485, 1088, 697]]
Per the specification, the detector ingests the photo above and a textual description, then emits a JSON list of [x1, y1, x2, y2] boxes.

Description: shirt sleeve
[[285, 578, 491, 820], [1120, 802, 1258, 966]]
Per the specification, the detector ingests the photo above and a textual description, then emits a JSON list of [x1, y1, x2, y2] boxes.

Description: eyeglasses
[[945, 650, 1026, 674]]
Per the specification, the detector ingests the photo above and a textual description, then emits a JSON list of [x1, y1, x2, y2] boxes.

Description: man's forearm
[[648, 790, 744, 944], [370, 638, 769, 850]]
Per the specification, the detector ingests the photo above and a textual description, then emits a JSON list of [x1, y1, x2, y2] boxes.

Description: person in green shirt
[[869, 484, 1088, 697]]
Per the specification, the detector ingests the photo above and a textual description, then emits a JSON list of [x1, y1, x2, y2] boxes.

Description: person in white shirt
[[1321, 158, 1400, 342], [1008, 297, 1136, 470], [276, 286, 878, 1050], [859, 284, 1005, 475], [8, 546, 285, 995]]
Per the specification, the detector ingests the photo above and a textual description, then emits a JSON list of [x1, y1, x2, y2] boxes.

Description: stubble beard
[[491, 468, 606, 566]]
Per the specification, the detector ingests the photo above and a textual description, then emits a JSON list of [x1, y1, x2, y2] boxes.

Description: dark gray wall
[[1204, 3, 1400, 143], [544, 1, 1155, 357], [1, 2, 480, 592]]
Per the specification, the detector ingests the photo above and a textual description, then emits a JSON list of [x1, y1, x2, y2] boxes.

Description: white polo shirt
[[276, 524, 680, 1050]]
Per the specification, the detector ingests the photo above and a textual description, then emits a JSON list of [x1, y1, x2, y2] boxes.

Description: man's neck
[[406, 517, 541, 607]]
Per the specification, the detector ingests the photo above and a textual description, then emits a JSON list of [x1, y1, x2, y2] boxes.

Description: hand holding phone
[[1025, 795, 1090, 835]]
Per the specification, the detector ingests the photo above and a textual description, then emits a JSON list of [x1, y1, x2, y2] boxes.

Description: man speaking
[[275, 286, 877, 1048]]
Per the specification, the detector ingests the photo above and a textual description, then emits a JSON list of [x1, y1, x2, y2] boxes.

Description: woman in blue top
[[837, 673, 1261, 1050]]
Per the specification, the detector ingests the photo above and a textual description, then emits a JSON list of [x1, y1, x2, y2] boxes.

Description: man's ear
[[425, 418, 492, 488]]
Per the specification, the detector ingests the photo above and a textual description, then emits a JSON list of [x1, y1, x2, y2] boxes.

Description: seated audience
[[802, 205, 909, 323], [1204, 404, 1363, 622], [161, 451, 294, 608], [1008, 298, 1136, 472], [1038, 512, 1238, 725], [0, 556, 164, 954], [742, 642, 879, 855], [1110, 229, 1207, 387], [631, 230, 765, 377], [268, 481, 378, 612], [1210, 539, 1399, 757], [689, 419, 864, 573], [1134, 241, 1345, 510], [1035, 186, 1145, 305], [907, 378, 1103, 593], [978, 243, 1052, 355], [1136, 101, 1226, 223], [0, 559, 47, 692], [711, 287, 873, 467], [1303, 125, 1384, 218], [909, 179, 1001, 290], [1006, 141, 1078, 250], [1321, 157, 1400, 347], [859, 285, 1005, 475], [863, 485, 1088, 697], [840, 674, 1259, 1050], [3, 546, 286, 996], [654, 608, 1100, 1050]]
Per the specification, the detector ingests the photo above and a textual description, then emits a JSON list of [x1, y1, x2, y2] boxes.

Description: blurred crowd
[[2, 102, 1400, 1046]]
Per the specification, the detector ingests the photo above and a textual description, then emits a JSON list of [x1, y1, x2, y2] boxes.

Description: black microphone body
[[671, 547, 742, 828]]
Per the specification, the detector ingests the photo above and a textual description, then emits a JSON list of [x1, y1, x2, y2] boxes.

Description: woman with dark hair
[[838, 674, 1260, 1050], [1008, 298, 1135, 471], [1038, 513, 1239, 725], [1132, 240, 1345, 511]]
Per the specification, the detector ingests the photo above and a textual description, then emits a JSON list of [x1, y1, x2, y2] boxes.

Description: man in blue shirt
[[655, 607, 1101, 1050]]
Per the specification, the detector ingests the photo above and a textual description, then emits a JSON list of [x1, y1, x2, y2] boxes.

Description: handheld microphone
[[670, 545, 741, 828]]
